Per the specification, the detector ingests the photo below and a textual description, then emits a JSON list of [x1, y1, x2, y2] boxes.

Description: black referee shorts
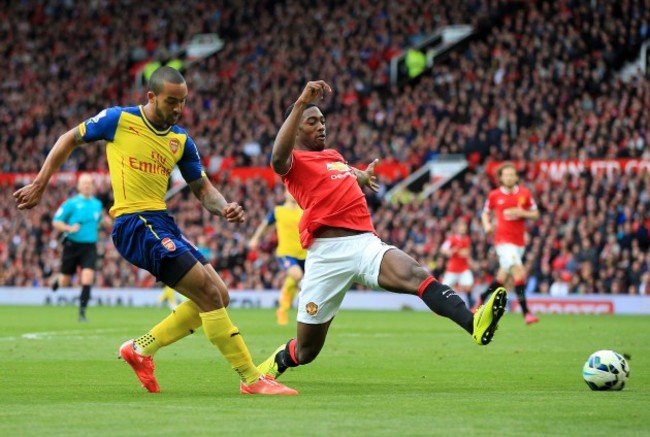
[[60, 239, 98, 275]]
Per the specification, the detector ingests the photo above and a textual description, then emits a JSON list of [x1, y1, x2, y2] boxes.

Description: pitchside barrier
[[0, 288, 649, 315]]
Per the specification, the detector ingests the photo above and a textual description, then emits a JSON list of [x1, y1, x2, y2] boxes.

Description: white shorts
[[298, 233, 395, 324], [442, 270, 474, 289], [495, 244, 525, 271]]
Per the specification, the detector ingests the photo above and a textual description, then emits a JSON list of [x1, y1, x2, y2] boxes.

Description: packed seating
[[2, 0, 649, 295]]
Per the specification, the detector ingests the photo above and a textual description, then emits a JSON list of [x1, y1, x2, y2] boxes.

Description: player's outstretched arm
[[481, 210, 493, 234], [14, 127, 85, 210], [188, 176, 245, 223], [271, 80, 332, 175]]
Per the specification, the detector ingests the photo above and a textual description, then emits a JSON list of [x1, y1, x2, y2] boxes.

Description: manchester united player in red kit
[[480, 162, 540, 325], [257, 81, 508, 385], [441, 220, 475, 308]]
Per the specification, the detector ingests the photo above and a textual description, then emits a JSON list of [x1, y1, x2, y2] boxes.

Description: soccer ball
[[582, 350, 630, 391]]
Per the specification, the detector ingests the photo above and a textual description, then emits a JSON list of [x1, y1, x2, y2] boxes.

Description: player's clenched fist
[[223, 202, 245, 223], [297, 80, 332, 105], [13, 182, 45, 210]]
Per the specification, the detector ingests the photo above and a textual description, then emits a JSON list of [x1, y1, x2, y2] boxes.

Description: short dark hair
[[148, 66, 185, 95], [284, 103, 319, 120]]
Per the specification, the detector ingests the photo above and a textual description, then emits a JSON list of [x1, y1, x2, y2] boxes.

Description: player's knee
[[511, 265, 525, 280], [287, 266, 303, 281], [200, 280, 228, 308], [221, 289, 230, 307]]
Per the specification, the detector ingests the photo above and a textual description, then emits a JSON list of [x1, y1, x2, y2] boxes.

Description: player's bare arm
[[188, 176, 245, 223], [481, 210, 493, 233], [249, 220, 270, 250], [52, 220, 81, 233], [14, 126, 86, 210], [520, 208, 540, 220], [352, 159, 380, 193], [504, 207, 539, 220], [271, 80, 332, 174]]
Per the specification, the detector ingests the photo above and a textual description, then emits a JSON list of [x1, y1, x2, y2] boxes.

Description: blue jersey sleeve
[[79, 107, 122, 142], [53, 199, 72, 223], [266, 209, 276, 225], [177, 135, 205, 183]]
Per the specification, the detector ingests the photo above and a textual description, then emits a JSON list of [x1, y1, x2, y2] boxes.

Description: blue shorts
[[277, 256, 305, 271], [112, 211, 207, 285]]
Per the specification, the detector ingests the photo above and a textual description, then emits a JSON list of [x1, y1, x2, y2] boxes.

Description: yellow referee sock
[[200, 308, 261, 384], [134, 300, 202, 356]]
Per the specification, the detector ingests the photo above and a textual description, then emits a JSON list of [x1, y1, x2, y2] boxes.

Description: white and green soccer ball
[[582, 350, 630, 391]]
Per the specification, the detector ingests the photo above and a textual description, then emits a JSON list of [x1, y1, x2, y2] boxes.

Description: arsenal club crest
[[161, 237, 176, 251], [169, 138, 179, 154]]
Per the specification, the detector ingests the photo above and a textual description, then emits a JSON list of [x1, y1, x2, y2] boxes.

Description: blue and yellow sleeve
[[266, 209, 276, 226], [78, 107, 122, 142], [176, 134, 206, 183]]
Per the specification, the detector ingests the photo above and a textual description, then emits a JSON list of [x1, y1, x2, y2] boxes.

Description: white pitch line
[[0, 328, 130, 342]]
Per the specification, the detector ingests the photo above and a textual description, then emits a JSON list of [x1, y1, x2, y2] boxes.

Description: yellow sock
[[279, 276, 298, 312], [200, 308, 261, 384], [134, 300, 202, 356]]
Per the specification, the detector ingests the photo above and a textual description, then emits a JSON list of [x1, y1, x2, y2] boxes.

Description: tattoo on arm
[[72, 127, 85, 146], [352, 168, 368, 187], [188, 177, 227, 217]]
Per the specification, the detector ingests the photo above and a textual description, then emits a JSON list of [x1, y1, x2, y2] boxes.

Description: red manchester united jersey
[[484, 185, 537, 246], [281, 149, 375, 248], [441, 234, 471, 273]]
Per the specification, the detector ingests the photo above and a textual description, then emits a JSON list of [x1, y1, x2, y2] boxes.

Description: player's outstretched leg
[[119, 340, 160, 393], [472, 287, 508, 345]]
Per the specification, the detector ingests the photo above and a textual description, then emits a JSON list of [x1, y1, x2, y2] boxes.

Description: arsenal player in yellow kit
[[14, 66, 296, 395], [250, 189, 306, 325]]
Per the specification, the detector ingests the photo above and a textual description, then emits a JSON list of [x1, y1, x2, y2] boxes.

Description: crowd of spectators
[[2, 0, 650, 296], [3, 165, 650, 297], [1, 0, 505, 174]]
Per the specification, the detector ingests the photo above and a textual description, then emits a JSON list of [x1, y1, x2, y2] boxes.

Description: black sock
[[515, 283, 529, 315], [79, 285, 91, 316], [275, 339, 300, 373], [52, 278, 59, 292], [480, 280, 501, 303], [420, 279, 473, 334]]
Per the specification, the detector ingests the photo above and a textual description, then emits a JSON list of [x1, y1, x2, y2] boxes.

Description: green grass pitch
[[0, 305, 648, 436]]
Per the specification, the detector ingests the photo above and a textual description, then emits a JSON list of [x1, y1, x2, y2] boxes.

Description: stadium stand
[[2, 0, 649, 295]]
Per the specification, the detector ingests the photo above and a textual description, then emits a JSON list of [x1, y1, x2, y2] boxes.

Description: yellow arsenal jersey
[[79, 106, 205, 217]]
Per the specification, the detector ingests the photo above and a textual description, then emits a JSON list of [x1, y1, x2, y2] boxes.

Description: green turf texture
[[0, 305, 647, 436]]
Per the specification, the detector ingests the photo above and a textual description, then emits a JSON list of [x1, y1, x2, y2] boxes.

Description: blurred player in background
[[256, 81, 508, 384], [441, 219, 474, 309], [249, 188, 306, 325], [480, 162, 540, 325], [14, 66, 296, 395], [158, 285, 182, 310], [51, 173, 103, 322]]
